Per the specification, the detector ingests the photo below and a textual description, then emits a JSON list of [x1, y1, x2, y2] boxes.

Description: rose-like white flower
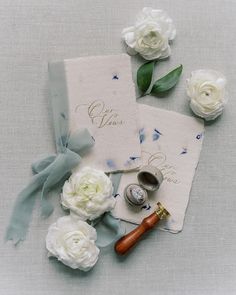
[[122, 7, 176, 60], [46, 216, 99, 271], [186, 69, 227, 121], [61, 167, 115, 220]]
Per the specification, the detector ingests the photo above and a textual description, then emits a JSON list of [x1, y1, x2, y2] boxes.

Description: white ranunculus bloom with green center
[[122, 7, 176, 60], [61, 167, 115, 220], [186, 69, 227, 121]]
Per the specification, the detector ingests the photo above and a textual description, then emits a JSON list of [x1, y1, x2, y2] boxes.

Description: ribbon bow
[[5, 129, 94, 244]]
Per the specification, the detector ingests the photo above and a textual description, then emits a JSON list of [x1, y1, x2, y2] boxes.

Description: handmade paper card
[[112, 104, 204, 233], [48, 54, 141, 173]]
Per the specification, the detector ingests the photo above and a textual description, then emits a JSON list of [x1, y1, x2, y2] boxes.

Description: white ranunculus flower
[[122, 7, 176, 60], [61, 167, 115, 220], [186, 69, 227, 121], [46, 216, 100, 271]]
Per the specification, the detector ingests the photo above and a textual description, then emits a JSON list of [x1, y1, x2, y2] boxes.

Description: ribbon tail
[[5, 170, 51, 244], [110, 172, 122, 195], [95, 213, 125, 248], [94, 172, 124, 247], [32, 155, 57, 174]]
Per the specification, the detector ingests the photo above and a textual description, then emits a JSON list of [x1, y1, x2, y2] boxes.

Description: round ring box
[[124, 165, 163, 207]]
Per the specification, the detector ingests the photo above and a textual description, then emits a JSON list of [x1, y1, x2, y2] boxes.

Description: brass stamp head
[[155, 202, 170, 220]]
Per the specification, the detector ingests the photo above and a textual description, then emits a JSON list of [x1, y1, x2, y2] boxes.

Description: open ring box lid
[[137, 165, 163, 191]]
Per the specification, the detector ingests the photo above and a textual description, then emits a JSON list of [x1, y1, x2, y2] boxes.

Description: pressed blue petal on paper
[[106, 159, 116, 169], [125, 156, 140, 167], [129, 156, 140, 161], [141, 203, 151, 211], [180, 148, 188, 155], [112, 74, 119, 80], [152, 128, 162, 141], [153, 133, 160, 141], [196, 133, 203, 140], [139, 128, 145, 143]]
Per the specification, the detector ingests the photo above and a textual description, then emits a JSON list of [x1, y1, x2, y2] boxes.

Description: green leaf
[[151, 64, 183, 95], [137, 61, 155, 93]]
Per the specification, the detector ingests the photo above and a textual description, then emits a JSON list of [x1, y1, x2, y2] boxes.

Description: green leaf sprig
[[137, 61, 155, 93], [137, 63, 183, 97]]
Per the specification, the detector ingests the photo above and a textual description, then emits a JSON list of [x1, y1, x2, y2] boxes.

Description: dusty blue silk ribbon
[[5, 129, 94, 244], [5, 61, 124, 245]]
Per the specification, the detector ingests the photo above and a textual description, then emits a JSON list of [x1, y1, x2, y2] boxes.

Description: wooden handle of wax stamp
[[114, 212, 160, 255], [114, 202, 170, 255]]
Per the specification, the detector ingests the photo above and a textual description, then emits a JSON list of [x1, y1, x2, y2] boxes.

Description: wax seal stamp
[[114, 202, 170, 255], [124, 165, 163, 207]]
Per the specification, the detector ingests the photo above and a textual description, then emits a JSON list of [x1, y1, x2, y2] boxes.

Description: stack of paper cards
[[49, 54, 204, 233], [112, 104, 204, 233]]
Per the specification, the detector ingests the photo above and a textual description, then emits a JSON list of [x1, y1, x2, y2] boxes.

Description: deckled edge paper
[[49, 54, 142, 173], [112, 104, 205, 233]]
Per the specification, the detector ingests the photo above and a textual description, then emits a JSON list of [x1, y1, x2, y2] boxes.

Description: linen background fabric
[[1, 1, 236, 294]]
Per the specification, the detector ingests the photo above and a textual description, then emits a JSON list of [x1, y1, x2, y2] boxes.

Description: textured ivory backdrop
[[0, 1, 236, 294]]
